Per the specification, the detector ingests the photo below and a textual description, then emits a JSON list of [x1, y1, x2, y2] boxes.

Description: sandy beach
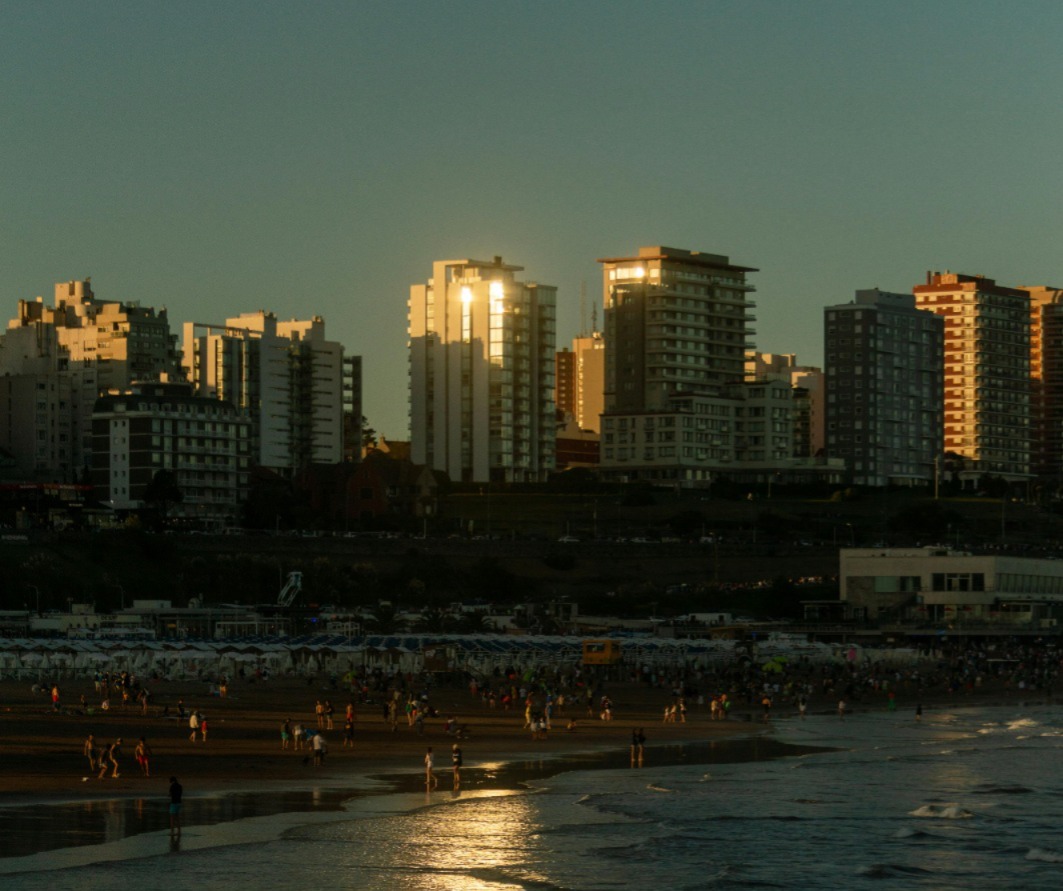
[[0, 668, 1054, 862]]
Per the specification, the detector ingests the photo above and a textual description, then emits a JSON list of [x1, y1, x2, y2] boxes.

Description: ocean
[[2, 704, 1062, 890]]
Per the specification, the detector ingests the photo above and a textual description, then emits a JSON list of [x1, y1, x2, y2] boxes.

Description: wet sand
[[0, 674, 780, 858], [0, 672, 1047, 863]]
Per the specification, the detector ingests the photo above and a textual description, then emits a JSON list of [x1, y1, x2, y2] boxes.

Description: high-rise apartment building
[[183, 312, 348, 473], [825, 289, 944, 487], [408, 257, 557, 483], [600, 246, 756, 414], [1023, 286, 1063, 478], [555, 332, 605, 433], [0, 279, 182, 480], [914, 272, 1031, 480], [597, 246, 767, 486]]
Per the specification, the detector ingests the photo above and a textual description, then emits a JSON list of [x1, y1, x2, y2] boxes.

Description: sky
[[3, 1, 1063, 439]]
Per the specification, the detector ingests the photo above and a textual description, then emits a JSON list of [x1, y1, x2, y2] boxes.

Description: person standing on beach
[[425, 746, 438, 790], [199, 714, 209, 743], [281, 718, 292, 749], [324, 699, 335, 730], [169, 776, 183, 839], [315, 700, 325, 729], [343, 717, 354, 748], [312, 731, 327, 766], [451, 743, 463, 790], [837, 699, 847, 719], [189, 709, 200, 742], [916, 703, 923, 721], [108, 738, 122, 778], [135, 737, 152, 777], [84, 733, 97, 773]]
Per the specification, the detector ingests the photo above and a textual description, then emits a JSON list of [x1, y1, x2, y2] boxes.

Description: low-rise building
[[840, 546, 1063, 629]]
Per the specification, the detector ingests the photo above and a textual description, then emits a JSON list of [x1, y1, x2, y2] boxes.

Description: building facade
[[840, 546, 1063, 628], [1023, 286, 1063, 480], [91, 382, 251, 526], [913, 272, 1031, 481], [825, 289, 944, 487], [745, 351, 826, 459], [600, 246, 756, 414], [408, 257, 557, 483], [555, 332, 605, 433], [0, 279, 182, 479], [182, 312, 349, 474]]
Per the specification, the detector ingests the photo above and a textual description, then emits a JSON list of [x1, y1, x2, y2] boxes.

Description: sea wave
[[1026, 847, 1063, 863], [909, 803, 974, 819]]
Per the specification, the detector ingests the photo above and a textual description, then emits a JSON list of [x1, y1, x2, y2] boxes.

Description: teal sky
[[3, 1, 1062, 439]]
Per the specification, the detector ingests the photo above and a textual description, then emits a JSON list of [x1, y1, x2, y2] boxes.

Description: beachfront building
[[408, 256, 557, 483], [825, 289, 944, 487], [91, 382, 252, 526], [914, 272, 1031, 483], [839, 546, 1063, 628], [182, 312, 349, 475], [0, 279, 182, 480]]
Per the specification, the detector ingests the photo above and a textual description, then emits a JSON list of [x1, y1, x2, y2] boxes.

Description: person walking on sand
[[425, 746, 438, 790], [199, 714, 209, 743], [324, 699, 335, 730], [108, 738, 122, 778], [281, 718, 292, 749], [451, 743, 463, 790], [188, 709, 200, 742], [315, 700, 325, 729], [135, 737, 152, 777], [169, 776, 183, 839]]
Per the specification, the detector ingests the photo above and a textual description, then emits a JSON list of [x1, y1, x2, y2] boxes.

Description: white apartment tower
[[409, 257, 557, 483], [183, 312, 346, 473]]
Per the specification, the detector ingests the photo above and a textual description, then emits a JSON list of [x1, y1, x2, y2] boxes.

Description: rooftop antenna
[[591, 301, 598, 335], [579, 280, 588, 337]]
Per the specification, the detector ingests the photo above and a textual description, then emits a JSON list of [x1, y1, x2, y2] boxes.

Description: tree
[[362, 416, 378, 450], [142, 470, 183, 526]]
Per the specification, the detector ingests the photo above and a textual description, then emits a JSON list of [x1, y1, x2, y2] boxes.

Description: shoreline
[[0, 672, 1055, 869], [0, 732, 822, 873]]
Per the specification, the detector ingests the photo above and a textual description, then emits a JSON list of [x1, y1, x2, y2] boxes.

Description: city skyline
[[4, 2, 1063, 439]]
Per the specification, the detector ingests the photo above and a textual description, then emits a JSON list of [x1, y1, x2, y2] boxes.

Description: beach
[[3, 661, 1063, 888]]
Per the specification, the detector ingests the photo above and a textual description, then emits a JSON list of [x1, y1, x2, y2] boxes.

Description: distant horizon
[[4, 1, 1062, 439]]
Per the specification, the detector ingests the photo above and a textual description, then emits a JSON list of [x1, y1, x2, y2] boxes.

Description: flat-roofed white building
[[840, 546, 1063, 628], [183, 312, 349, 473]]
